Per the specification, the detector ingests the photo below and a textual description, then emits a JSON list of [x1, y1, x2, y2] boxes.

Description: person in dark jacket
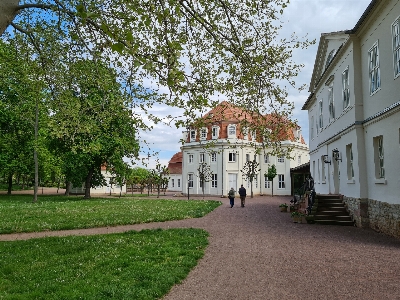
[[238, 184, 247, 207], [228, 187, 235, 208]]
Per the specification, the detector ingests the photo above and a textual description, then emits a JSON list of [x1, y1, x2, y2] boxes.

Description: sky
[[136, 0, 372, 169]]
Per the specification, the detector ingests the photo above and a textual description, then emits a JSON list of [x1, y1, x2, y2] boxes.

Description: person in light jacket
[[228, 187, 235, 208]]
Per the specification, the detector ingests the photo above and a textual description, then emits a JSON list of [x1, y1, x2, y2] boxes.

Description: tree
[[128, 167, 151, 194], [152, 163, 170, 198], [241, 156, 260, 198], [2, 1, 314, 158], [265, 164, 277, 197], [48, 58, 140, 199], [197, 162, 212, 199]]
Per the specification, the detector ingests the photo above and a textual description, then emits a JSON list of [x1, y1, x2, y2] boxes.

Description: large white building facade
[[303, 0, 400, 238], [180, 101, 309, 197]]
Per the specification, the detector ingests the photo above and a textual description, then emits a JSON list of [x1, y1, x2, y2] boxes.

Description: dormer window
[[228, 124, 236, 138], [190, 130, 196, 142], [212, 126, 219, 139], [200, 128, 207, 140], [325, 49, 336, 69]]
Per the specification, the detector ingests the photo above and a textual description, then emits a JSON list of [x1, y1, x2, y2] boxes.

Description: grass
[[0, 228, 209, 299], [0, 195, 222, 234]]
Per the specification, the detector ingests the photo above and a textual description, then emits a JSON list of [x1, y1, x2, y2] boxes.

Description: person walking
[[228, 187, 235, 208], [238, 184, 246, 207]]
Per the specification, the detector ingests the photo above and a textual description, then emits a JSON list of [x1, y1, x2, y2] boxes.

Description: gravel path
[[2, 192, 400, 299]]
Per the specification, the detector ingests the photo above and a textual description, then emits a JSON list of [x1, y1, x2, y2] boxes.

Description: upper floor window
[[297, 155, 301, 165], [325, 49, 336, 69], [199, 153, 205, 163], [242, 127, 248, 140], [277, 156, 284, 163], [190, 130, 196, 142], [228, 124, 236, 137], [200, 128, 207, 140], [228, 152, 236, 162], [211, 152, 217, 162], [188, 154, 194, 163], [393, 16, 400, 78], [246, 154, 250, 162], [264, 154, 270, 163], [369, 41, 381, 95], [318, 100, 323, 131], [342, 67, 350, 109], [328, 86, 335, 121], [212, 126, 219, 139], [311, 116, 314, 140]]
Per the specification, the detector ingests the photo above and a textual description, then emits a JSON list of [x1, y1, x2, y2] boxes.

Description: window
[[315, 113, 319, 136], [318, 100, 323, 130], [310, 116, 314, 140], [393, 16, 400, 78], [278, 174, 285, 189], [171, 179, 175, 188], [242, 127, 248, 140], [369, 41, 381, 95], [199, 153, 205, 163], [346, 144, 354, 180], [297, 155, 301, 165], [190, 130, 196, 142], [328, 86, 335, 121], [212, 174, 217, 188], [342, 67, 350, 109], [325, 49, 336, 69], [264, 178, 271, 189], [211, 152, 217, 162], [228, 124, 236, 137], [212, 126, 219, 139], [177, 179, 181, 187], [228, 152, 236, 162], [254, 175, 258, 188], [188, 174, 194, 188], [264, 154, 270, 163], [278, 156, 284, 163], [188, 154, 194, 163], [320, 156, 326, 182], [374, 136, 384, 179], [200, 128, 207, 140], [246, 154, 250, 162]]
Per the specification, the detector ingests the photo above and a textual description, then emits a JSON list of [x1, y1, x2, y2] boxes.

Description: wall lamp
[[332, 149, 342, 162], [323, 155, 331, 165]]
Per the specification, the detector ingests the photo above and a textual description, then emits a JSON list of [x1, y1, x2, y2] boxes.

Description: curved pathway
[[1, 194, 400, 299]]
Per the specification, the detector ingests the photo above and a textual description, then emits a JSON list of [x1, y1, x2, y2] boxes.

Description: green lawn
[[0, 195, 221, 234], [0, 228, 208, 299]]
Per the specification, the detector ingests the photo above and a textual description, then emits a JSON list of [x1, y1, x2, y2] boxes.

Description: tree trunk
[[7, 173, 12, 195], [84, 168, 94, 199], [64, 181, 71, 196], [33, 99, 39, 203], [0, 0, 19, 36]]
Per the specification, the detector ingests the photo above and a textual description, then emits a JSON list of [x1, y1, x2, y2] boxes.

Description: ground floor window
[[177, 179, 181, 187], [188, 174, 194, 188], [171, 179, 175, 187], [212, 174, 217, 188], [278, 174, 285, 189], [264, 178, 271, 189]]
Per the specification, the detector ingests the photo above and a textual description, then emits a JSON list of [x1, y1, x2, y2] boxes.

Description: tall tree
[[241, 156, 260, 198], [265, 164, 277, 197], [1, 0, 314, 157], [197, 162, 212, 199]]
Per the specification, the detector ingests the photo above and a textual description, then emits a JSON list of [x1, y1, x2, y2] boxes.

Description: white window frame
[[342, 67, 350, 109], [346, 144, 354, 180], [264, 154, 270, 164], [278, 174, 285, 189], [246, 153, 250, 162], [171, 179, 175, 188], [374, 136, 384, 179], [190, 130, 196, 142], [212, 126, 219, 139], [321, 156, 326, 183], [228, 124, 236, 138], [328, 85, 335, 121], [188, 174, 194, 188], [212, 174, 217, 188], [277, 156, 285, 163], [188, 154, 194, 164], [199, 153, 205, 163], [264, 178, 271, 189], [318, 100, 323, 131], [177, 179, 181, 188], [368, 41, 381, 95], [228, 152, 237, 162], [325, 49, 336, 69], [297, 155, 301, 165], [393, 16, 400, 78], [200, 128, 207, 140]]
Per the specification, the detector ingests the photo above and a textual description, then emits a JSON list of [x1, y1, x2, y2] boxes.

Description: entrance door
[[228, 173, 237, 193], [333, 159, 340, 194]]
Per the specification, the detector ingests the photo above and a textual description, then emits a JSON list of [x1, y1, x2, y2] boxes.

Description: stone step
[[314, 220, 355, 226], [314, 214, 353, 221]]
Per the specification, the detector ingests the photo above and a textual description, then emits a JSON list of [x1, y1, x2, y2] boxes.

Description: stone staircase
[[307, 194, 355, 226]]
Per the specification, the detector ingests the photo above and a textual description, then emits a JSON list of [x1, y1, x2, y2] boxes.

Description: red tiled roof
[[168, 152, 182, 174]]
